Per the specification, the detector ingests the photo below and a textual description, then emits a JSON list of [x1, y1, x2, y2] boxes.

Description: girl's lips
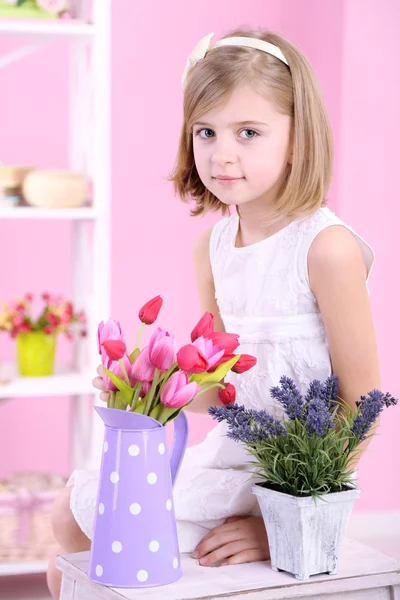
[[214, 176, 244, 186]]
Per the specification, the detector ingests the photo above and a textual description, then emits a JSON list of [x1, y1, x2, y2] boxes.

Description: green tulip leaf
[[102, 367, 134, 402], [190, 355, 240, 385]]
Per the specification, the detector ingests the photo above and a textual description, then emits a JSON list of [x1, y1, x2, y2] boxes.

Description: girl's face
[[192, 84, 292, 210]]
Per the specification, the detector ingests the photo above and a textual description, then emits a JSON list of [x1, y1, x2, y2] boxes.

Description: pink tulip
[[141, 380, 151, 396], [191, 312, 215, 342], [131, 346, 156, 382], [102, 354, 133, 391], [148, 327, 176, 371], [97, 319, 123, 356], [193, 336, 224, 371], [160, 372, 200, 409]]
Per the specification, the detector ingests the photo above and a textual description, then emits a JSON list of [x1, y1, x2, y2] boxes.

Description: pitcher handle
[[169, 410, 189, 487]]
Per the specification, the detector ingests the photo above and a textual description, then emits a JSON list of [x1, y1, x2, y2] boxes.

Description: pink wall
[[0, 0, 398, 511], [337, 0, 400, 510]]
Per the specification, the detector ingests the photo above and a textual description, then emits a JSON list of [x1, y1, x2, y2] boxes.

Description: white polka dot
[[95, 565, 103, 577], [137, 570, 148, 582], [173, 557, 179, 569], [130, 503, 141, 515], [99, 503, 105, 515], [128, 444, 140, 456], [110, 472, 119, 484], [149, 540, 159, 552], [103, 441, 108, 453], [158, 443, 165, 455], [112, 541, 122, 553], [166, 499, 172, 511], [147, 472, 157, 485]]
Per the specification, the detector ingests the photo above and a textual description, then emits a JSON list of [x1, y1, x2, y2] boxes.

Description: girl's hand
[[92, 365, 109, 403], [192, 515, 270, 567]]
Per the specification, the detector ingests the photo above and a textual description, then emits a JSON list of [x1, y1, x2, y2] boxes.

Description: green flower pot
[[0, 1, 57, 19], [16, 331, 57, 377]]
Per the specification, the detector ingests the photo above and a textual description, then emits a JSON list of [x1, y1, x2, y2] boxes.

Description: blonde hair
[[170, 28, 334, 219]]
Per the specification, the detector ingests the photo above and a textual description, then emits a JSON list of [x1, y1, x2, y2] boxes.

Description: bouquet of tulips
[[98, 296, 257, 425], [0, 293, 87, 339]]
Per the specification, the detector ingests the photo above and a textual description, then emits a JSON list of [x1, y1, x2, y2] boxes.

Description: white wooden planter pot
[[252, 484, 361, 581]]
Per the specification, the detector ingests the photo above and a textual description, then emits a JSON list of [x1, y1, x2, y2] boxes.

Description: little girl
[[47, 28, 380, 596]]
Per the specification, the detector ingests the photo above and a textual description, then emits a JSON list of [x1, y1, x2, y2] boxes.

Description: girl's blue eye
[[240, 129, 259, 139], [195, 128, 214, 138]]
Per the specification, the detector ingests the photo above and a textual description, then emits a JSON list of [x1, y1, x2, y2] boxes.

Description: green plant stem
[[158, 363, 178, 386], [144, 369, 160, 415], [118, 359, 130, 386], [131, 382, 142, 411], [195, 382, 225, 397], [108, 390, 116, 409], [134, 322, 146, 351]]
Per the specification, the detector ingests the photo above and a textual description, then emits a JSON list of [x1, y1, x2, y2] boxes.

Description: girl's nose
[[211, 137, 238, 165], [211, 150, 238, 165]]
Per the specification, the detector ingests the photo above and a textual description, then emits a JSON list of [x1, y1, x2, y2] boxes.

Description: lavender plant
[[208, 375, 398, 499]]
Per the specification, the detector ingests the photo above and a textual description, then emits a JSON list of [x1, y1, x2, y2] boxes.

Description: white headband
[[182, 33, 289, 89]]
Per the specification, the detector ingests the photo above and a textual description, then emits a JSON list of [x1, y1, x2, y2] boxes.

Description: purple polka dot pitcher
[[88, 406, 188, 588]]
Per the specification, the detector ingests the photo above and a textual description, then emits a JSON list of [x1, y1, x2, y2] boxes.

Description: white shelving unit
[[0, 0, 111, 577]]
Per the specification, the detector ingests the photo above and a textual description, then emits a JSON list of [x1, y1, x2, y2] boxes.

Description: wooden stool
[[56, 538, 400, 600]]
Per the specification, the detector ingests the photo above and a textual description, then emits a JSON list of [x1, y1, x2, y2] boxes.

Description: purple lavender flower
[[305, 396, 334, 436], [270, 376, 304, 420], [208, 404, 287, 445], [304, 380, 323, 403], [320, 375, 339, 411], [351, 390, 398, 441]]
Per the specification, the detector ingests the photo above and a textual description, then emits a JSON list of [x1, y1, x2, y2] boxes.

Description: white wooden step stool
[[56, 538, 400, 600]]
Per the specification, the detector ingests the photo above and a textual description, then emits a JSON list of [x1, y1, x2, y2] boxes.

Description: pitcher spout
[[95, 406, 161, 430]]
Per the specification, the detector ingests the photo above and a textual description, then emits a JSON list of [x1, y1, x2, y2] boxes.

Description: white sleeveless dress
[[69, 206, 374, 553]]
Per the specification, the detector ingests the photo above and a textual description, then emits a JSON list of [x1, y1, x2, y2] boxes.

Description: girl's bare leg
[[47, 486, 91, 600]]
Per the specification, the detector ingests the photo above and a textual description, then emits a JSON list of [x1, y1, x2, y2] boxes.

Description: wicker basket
[[22, 169, 88, 209], [0, 472, 66, 562]]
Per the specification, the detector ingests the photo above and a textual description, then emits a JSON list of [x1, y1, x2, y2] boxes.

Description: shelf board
[[0, 206, 97, 220], [0, 560, 48, 576], [0, 19, 94, 39], [0, 364, 95, 399]]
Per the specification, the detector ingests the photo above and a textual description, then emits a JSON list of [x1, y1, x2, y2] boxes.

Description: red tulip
[[191, 312, 215, 342], [218, 383, 236, 406], [231, 354, 257, 373], [177, 344, 208, 373], [210, 331, 239, 354], [102, 339, 127, 361], [139, 295, 163, 325], [160, 372, 200, 408], [209, 353, 236, 371]]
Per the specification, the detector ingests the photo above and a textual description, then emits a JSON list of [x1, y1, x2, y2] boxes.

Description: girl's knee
[[51, 486, 90, 552]]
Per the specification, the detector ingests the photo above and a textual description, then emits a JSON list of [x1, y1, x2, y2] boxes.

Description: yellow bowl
[[22, 169, 87, 209]]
